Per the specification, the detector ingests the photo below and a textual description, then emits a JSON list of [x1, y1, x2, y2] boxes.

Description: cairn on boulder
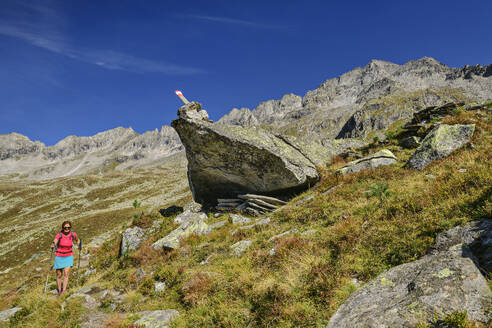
[[171, 102, 331, 206]]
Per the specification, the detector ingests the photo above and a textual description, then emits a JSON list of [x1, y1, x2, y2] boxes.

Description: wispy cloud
[[0, 1, 204, 75], [186, 14, 286, 30]]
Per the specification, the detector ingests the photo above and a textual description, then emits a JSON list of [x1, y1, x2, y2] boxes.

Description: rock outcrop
[[407, 124, 475, 170], [172, 102, 330, 206], [337, 149, 397, 175], [151, 214, 211, 250], [327, 219, 492, 328]]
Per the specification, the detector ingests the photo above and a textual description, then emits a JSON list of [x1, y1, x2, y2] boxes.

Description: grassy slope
[[0, 152, 191, 290], [1, 106, 491, 327]]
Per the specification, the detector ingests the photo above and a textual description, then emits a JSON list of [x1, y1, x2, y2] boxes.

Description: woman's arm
[[51, 237, 58, 249]]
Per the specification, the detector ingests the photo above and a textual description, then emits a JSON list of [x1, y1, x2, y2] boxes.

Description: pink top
[[55, 232, 77, 257]]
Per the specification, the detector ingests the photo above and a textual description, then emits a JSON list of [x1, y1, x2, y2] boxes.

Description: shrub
[[180, 272, 213, 306]]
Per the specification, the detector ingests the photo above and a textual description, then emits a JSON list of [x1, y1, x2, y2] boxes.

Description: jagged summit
[[0, 125, 183, 180], [218, 57, 492, 140]]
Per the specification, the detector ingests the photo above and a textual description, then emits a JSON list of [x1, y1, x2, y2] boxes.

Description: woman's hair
[[60, 220, 72, 232]]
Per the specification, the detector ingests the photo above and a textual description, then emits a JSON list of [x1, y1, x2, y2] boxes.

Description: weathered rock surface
[[327, 219, 492, 328], [337, 149, 397, 175], [172, 102, 328, 205], [152, 217, 211, 250], [173, 210, 207, 224], [407, 124, 475, 170], [0, 307, 22, 322], [230, 240, 253, 256], [120, 226, 147, 256], [135, 309, 179, 328]]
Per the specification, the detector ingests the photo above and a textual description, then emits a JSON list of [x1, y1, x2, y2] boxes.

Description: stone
[[323, 183, 344, 195], [154, 281, 166, 293], [120, 226, 147, 256], [327, 219, 492, 328], [233, 218, 271, 235], [399, 136, 421, 149], [209, 220, 227, 230], [0, 307, 22, 322], [301, 229, 318, 236], [183, 201, 202, 213], [159, 205, 183, 217], [407, 124, 475, 170], [230, 214, 252, 225], [230, 240, 253, 256], [171, 102, 326, 206], [458, 168, 467, 173], [67, 293, 101, 309], [174, 210, 207, 224], [268, 229, 299, 242], [80, 311, 111, 328], [135, 309, 179, 328], [337, 149, 397, 175], [152, 218, 211, 250]]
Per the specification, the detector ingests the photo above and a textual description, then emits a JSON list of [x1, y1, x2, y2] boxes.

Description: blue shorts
[[53, 255, 73, 269]]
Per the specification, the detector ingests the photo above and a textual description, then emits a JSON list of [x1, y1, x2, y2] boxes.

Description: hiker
[[51, 221, 80, 295]]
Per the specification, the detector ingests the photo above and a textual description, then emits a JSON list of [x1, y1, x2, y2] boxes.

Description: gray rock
[[230, 214, 252, 225], [302, 229, 318, 236], [152, 217, 211, 250], [174, 210, 207, 224], [268, 229, 299, 242], [120, 226, 147, 256], [0, 307, 22, 322], [337, 149, 397, 175], [230, 240, 253, 256], [67, 293, 101, 309], [80, 311, 111, 328], [327, 219, 492, 328], [154, 281, 166, 293], [171, 102, 326, 206], [209, 220, 227, 230], [135, 309, 179, 328], [407, 124, 475, 170], [183, 201, 202, 213]]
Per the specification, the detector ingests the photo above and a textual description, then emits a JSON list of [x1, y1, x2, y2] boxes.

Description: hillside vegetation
[[1, 104, 490, 327]]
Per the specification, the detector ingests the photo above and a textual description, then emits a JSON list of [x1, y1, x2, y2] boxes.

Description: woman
[[51, 221, 80, 295]]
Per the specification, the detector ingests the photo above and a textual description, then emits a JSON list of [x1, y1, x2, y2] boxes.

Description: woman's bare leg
[[56, 269, 63, 292], [62, 267, 71, 292]]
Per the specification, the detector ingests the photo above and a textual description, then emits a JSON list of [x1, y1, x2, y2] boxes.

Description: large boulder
[[151, 216, 211, 251], [407, 124, 475, 170], [337, 149, 397, 175], [327, 219, 492, 328], [171, 102, 331, 206]]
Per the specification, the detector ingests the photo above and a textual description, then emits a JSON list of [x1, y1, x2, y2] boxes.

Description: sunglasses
[[63, 226, 71, 230]]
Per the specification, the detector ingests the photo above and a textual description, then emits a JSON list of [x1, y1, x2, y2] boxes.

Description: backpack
[[56, 232, 74, 248]]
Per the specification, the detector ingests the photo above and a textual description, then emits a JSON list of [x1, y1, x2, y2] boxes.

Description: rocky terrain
[[0, 57, 491, 327], [219, 58, 491, 143], [0, 126, 183, 180]]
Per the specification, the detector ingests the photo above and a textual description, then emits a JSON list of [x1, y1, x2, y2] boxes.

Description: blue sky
[[1, 0, 491, 145]]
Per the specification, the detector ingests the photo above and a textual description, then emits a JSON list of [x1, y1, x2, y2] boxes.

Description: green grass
[[1, 107, 491, 327]]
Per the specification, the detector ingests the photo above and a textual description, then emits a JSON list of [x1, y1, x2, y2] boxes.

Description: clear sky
[[1, 0, 491, 145]]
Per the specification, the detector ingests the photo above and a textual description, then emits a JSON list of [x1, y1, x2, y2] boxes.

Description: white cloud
[[186, 14, 285, 30], [0, 1, 204, 75]]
